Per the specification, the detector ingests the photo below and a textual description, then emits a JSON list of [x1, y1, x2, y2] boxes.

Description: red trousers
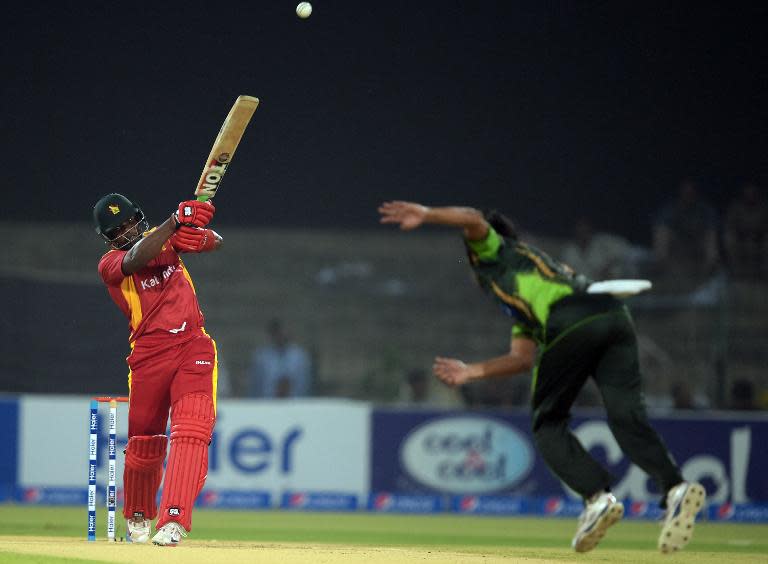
[[126, 334, 218, 436]]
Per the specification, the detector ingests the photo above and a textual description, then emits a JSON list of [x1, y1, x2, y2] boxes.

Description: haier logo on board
[[399, 416, 533, 493]]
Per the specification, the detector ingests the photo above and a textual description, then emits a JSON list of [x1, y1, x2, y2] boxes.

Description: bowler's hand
[[433, 356, 473, 387], [378, 201, 428, 231]]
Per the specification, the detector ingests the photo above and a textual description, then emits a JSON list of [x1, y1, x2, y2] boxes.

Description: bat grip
[[196, 195, 210, 202]]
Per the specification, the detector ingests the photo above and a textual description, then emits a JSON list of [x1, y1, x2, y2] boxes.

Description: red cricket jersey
[[98, 241, 206, 348]]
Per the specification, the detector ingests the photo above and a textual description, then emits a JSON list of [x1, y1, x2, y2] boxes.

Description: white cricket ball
[[296, 2, 312, 19]]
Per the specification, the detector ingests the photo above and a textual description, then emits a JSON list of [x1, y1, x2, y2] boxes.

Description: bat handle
[[196, 195, 210, 202]]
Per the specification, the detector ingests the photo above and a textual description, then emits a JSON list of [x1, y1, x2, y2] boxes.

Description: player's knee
[[170, 393, 215, 444], [605, 402, 647, 430], [125, 435, 168, 470], [531, 417, 566, 444]]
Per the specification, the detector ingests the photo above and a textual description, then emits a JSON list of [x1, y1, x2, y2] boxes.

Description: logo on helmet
[[109, 204, 121, 215]]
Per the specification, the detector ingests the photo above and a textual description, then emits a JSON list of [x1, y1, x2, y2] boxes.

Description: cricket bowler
[[379, 200, 706, 554]]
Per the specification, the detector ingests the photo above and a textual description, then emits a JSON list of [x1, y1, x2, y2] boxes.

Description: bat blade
[[194, 95, 259, 201]]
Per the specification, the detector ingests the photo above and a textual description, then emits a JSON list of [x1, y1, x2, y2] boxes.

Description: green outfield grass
[[0, 504, 766, 563]]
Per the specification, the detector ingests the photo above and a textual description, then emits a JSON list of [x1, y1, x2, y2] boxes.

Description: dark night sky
[[3, 1, 767, 243]]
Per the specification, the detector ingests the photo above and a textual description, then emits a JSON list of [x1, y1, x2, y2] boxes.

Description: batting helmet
[[93, 193, 148, 249]]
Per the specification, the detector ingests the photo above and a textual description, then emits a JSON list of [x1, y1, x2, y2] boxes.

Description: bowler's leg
[[532, 337, 613, 498], [594, 310, 683, 498], [532, 326, 623, 553]]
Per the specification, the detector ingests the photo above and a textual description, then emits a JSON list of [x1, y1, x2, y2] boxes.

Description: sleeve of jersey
[[511, 324, 535, 340], [466, 226, 502, 262], [98, 250, 128, 286]]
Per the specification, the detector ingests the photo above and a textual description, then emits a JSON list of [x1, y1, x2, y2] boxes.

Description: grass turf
[[0, 504, 766, 562]]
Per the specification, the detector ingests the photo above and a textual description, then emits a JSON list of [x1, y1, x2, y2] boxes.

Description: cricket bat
[[194, 95, 260, 202]]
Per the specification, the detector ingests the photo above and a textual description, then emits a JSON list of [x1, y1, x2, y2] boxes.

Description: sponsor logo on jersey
[[140, 265, 177, 291]]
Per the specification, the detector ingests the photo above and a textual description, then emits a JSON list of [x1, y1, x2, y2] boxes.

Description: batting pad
[[156, 393, 215, 531], [122, 434, 168, 520]]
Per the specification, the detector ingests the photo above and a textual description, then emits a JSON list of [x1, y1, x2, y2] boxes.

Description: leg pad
[[156, 393, 215, 531], [122, 435, 167, 520]]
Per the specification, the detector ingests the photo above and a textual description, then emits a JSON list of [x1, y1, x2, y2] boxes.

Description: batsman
[[93, 193, 221, 546]]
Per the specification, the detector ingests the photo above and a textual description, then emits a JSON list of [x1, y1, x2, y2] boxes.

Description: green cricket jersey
[[466, 226, 592, 344]]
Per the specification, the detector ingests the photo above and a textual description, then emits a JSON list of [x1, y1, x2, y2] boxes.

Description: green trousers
[[530, 297, 683, 502]]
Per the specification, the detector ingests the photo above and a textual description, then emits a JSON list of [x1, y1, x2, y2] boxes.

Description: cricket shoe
[[571, 492, 624, 553], [658, 481, 706, 554], [151, 521, 187, 546], [126, 517, 151, 543]]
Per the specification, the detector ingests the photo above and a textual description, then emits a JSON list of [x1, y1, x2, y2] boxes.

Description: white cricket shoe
[[571, 491, 624, 553], [658, 481, 706, 554], [126, 517, 151, 543], [151, 521, 187, 546]]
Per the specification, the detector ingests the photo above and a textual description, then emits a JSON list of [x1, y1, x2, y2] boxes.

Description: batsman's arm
[[121, 215, 178, 275], [208, 230, 223, 251]]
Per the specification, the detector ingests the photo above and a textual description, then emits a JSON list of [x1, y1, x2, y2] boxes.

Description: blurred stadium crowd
[[218, 177, 767, 413], [0, 178, 765, 414]]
